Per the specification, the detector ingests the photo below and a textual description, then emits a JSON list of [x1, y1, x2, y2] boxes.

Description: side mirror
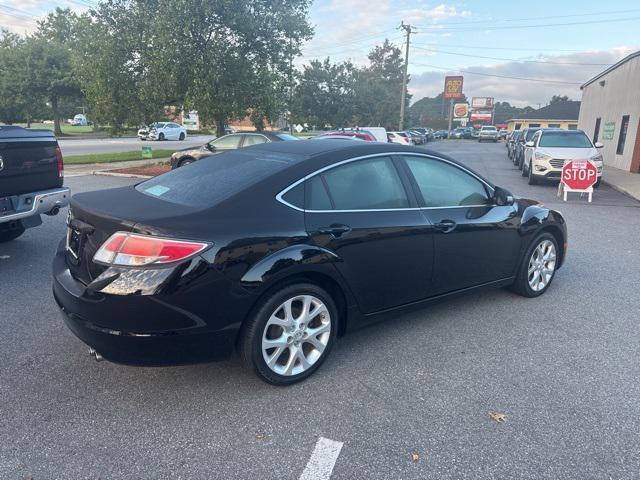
[[205, 143, 216, 152], [594, 141, 604, 148], [493, 186, 515, 206], [525, 141, 535, 147]]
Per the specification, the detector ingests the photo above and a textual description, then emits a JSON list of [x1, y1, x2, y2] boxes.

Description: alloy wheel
[[261, 295, 331, 376], [527, 240, 556, 292]]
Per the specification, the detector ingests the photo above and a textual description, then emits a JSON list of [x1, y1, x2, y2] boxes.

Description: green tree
[[408, 92, 468, 129], [549, 95, 571, 104], [355, 40, 409, 129], [0, 29, 27, 124], [493, 101, 534, 124], [292, 58, 357, 128]]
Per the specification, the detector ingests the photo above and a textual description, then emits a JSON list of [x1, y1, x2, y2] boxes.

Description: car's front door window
[[403, 156, 489, 207]]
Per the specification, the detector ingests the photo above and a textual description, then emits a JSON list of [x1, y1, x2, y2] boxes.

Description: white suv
[[522, 129, 604, 186], [478, 125, 498, 142]]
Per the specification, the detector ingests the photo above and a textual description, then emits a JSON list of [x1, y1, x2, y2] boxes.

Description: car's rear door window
[[307, 157, 409, 210], [212, 134, 242, 149], [243, 134, 269, 147]]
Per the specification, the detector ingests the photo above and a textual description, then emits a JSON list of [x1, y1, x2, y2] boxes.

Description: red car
[[318, 131, 377, 141]]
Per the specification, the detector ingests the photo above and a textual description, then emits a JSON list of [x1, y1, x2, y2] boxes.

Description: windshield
[[539, 131, 593, 148], [275, 133, 299, 141], [525, 129, 538, 141], [481, 126, 496, 131]]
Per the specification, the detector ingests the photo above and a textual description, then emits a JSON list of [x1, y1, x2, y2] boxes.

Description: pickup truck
[[0, 126, 70, 242]]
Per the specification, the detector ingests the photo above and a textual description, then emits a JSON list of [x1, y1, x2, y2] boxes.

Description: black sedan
[[53, 140, 567, 385], [169, 131, 298, 168]]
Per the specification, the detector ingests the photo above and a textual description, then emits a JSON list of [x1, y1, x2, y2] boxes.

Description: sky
[[2, 0, 639, 107]]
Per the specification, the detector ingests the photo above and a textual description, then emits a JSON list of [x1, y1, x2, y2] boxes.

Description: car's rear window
[[538, 131, 592, 148], [136, 149, 301, 207]]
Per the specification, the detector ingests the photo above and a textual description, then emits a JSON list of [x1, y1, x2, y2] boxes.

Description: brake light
[[55, 146, 64, 178], [93, 232, 209, 266]]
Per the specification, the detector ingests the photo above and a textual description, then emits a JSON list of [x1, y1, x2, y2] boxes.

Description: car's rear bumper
[[52, 247, 237, 366], [0, 187, 69, 226]]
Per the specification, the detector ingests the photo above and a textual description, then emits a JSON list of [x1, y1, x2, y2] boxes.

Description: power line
[[0, 4, 35, 19], [414, 8, 640, 26], [411, 46, 612, 66], [413, 16, 640, 32], [412, 63, 583, 85], [302, 29, 400, 56], [412, 43, 586, 53]]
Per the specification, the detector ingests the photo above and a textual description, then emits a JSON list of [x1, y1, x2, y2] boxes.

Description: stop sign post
[[558, 159, 598, 203]]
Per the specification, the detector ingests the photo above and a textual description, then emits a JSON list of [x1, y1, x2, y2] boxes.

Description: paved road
[[1, 141, 639, 479], [58, 135, 213, 156]]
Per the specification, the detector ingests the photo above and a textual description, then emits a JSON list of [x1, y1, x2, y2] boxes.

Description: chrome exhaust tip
[[88, 348, 104, 362]]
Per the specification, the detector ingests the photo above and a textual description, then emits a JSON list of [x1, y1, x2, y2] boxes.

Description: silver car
[[478, 125, 499, 143]]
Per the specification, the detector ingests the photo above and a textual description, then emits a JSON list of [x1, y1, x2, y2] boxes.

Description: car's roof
[[539, 128, 584, 133], [244, 139, 492, 185], [0, 125, 55, 139], [231, 131, 289, 140]]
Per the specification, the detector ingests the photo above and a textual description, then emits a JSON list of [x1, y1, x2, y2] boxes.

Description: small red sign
[[444, 76, 464, 99], [561, 160, 598, 190]]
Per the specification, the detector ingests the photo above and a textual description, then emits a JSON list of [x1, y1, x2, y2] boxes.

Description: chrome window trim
[[275, 151, 495, 213]]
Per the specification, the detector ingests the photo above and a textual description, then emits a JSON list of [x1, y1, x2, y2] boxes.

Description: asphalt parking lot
[[1, 141, 639, 479]]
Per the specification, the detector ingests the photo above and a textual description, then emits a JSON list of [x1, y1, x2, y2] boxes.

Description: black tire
[[179, 132, 185, 141], [510, 232, 559, 297], [240, 283, 338, 385], [0, 222, 25, 243], [594, 178, 601, 188], [158, 133, 165, 141], [179, 158, 194, 167], [527, 162, 539, 185], [521, 157, 527, 176]]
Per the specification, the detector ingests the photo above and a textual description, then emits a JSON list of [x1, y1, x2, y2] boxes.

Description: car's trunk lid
[[66, 186, 201, 285]]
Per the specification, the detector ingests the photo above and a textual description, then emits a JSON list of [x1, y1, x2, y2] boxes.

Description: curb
[[602, 179, 640, 202]]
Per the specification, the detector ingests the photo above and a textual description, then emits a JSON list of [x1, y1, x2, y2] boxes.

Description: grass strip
[[64, 149, 177, 164]]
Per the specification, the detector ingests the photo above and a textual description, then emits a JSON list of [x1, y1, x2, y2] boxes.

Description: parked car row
[[506, 127, 604, 186]]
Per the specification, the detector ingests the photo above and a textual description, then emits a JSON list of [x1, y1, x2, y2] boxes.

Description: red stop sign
[[561, 160, 598, 190]]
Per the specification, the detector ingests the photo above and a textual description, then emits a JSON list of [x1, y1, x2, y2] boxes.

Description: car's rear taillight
[[55, 146, 64, 178], [93, 232, 210, 266]]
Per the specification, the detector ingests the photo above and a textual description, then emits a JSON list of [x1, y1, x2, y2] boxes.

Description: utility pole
[[399, 21, 413, 131], [288, 38, 294, 135]]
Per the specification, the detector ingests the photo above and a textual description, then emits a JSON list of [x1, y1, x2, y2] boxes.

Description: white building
[[578, 51, 640, 173]]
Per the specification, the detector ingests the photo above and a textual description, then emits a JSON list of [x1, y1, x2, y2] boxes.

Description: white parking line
[[299, 437, 344, 480]]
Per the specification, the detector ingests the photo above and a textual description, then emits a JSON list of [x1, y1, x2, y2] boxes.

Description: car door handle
[[434, 220, 457, 233], [318, 224, 352, 238]]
